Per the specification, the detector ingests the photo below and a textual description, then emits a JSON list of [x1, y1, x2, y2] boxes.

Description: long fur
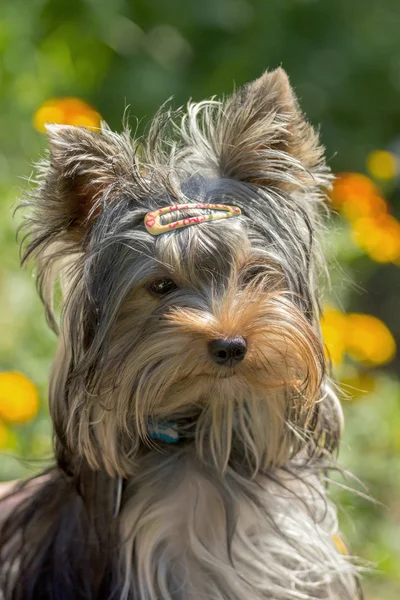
[[0, 68, 361, 599]]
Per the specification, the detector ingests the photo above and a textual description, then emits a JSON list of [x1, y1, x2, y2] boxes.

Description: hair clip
[[144, 203, 241, 236]]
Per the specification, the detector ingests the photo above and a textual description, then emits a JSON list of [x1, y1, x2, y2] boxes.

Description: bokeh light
[[351, 214, 400, 263], [33, 97, 101, 132], [346, 313, 397, 366], [321, 308, 397, 367], [0, 372, 39, 424], [330, 172, 400, 263], [367, 150, 398, 181]]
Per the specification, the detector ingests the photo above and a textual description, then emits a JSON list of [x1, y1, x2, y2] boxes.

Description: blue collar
[[147, 420, 180, 443]]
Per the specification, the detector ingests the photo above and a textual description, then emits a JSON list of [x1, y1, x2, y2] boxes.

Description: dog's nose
[[208, 337, 247, 367]]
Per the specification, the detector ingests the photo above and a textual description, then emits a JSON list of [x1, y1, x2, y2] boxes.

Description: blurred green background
[[0, 1, 399, 598]]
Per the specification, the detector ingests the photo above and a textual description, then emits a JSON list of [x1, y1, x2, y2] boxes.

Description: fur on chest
[[117, 449, 356, 600]]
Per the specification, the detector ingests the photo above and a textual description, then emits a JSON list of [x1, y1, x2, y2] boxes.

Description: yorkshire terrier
[[0, 68, 361, 599]]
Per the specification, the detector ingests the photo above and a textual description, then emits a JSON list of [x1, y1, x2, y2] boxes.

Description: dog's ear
[[194, 68, 330, 193], [22, 123, 137, 266], [35, 124, 137, 242], [21, 124, 138, 328]]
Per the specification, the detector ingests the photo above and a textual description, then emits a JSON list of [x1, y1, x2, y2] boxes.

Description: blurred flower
[[33, 97, 101, 133], [320, 307, 348, 365], [321, 309, 396, 367], [0, 420, 18, 450], [342, 194, 387, 223], [367, 150, 398, 180], [331, 173, 400, 263], [346, 314, 396, 366], [330, 173, 387, 221], [0, 372, 39, 424], [351, 214, 400, 263]]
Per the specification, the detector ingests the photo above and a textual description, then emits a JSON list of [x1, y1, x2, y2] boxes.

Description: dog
[[0, 68, 361, 599]]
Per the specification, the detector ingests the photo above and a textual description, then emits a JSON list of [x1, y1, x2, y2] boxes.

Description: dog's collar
[[147, 420, 180, 443]]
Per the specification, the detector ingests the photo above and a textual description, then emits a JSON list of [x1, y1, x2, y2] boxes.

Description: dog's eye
[[147, 278, 178, 297]]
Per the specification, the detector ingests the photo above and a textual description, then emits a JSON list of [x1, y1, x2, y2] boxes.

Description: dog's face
[[22, 68, 333, 477]]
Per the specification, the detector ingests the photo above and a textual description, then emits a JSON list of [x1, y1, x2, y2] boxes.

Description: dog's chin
[[152, 371, 253, 415], [197, 371, 239, 381], [178, 370, 245, 390]]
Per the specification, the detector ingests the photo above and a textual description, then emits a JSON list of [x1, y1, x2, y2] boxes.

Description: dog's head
[[22, 68, 337, 477]]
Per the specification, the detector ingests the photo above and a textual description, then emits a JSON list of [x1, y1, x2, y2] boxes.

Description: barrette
[[144, 203, 241, 236]]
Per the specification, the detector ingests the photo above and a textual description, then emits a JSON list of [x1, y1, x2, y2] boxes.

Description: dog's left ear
[[210, 68, 330, 192]]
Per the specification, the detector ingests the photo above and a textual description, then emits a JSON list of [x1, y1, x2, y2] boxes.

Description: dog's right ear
[[23, 123, 138, 258]]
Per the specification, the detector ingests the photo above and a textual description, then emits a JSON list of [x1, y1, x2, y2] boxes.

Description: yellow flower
[[0, 372, 40, 424], [351, 214, 400, 263], [34, 97, 101, 133], [367, 150, 398, 180], [320, 308, 348, 365], [0, 420, 18, 450], [346, 314, 396, 366], [321, 308, 397, 368]]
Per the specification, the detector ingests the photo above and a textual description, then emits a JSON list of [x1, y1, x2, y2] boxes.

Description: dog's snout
[[208, 337, 247, 366]]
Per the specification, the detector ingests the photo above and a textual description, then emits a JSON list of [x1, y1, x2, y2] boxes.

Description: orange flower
[[330, 172, 400, 262], [341, 193, 387, 222], [330, 173, 378, 208], [0, 372, 40, 424], [330, 173, 387, 221], [34, 97, 101, 133]]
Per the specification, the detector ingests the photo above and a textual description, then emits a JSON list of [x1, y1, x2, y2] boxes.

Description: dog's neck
[[113, 417, 197, 517]]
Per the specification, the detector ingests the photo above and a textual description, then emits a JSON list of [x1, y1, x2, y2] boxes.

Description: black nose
[[208, 337, 247, 367]]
